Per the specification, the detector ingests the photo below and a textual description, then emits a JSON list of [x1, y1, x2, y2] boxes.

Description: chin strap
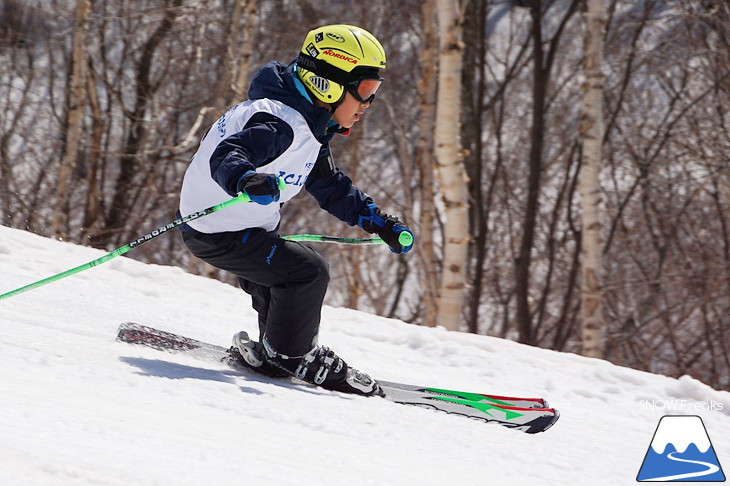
[[327, 123, 350, 136]]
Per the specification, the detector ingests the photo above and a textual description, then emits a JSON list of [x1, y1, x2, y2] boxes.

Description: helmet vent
[[309, 76, 331, 93]]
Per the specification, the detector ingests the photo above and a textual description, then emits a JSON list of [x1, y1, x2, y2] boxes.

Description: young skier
[[178, 25, 413, 396]]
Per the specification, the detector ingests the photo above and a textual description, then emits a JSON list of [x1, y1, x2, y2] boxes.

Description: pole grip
[[398, 231, 414, 247]]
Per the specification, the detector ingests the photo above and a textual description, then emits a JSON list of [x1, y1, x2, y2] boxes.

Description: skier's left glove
[[358, 203, 414, 254], [237, 171, 281, 205]]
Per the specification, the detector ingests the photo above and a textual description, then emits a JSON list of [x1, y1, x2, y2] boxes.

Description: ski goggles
[[345, 78, 382, 104]]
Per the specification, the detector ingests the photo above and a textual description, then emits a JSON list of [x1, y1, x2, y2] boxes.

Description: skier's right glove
[[237, 171, 281, 205], [357, 203, 414, 254]]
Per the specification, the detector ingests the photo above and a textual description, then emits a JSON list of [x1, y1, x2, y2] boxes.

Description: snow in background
[[1, 224, 728, 486]]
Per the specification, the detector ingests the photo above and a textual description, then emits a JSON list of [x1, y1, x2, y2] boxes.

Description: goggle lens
[[348, 78, 382, 104]]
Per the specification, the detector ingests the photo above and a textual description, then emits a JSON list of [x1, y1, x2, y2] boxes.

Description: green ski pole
[[0, 183, 272, 301], [282, 232, 414, 247], [0, 179, 415, 301]]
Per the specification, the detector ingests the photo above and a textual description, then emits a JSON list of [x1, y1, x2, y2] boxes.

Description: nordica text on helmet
[[322, 50, 358, 64]]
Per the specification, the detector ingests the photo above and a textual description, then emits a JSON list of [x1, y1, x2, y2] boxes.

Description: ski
[[116, 322, 559, 434], [377, 381, 549, 409]]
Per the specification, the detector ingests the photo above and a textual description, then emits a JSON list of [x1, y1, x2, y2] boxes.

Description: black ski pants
[[182, 228, 329, 357]]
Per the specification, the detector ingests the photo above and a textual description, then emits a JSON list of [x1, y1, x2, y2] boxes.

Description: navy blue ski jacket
[[208, 61, 373, 227]]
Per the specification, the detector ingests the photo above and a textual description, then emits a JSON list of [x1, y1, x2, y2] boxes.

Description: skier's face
[[332, 91, 373, 129]]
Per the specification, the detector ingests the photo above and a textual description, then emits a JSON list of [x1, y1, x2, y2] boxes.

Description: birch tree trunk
[[434, 0, 468, 331], [53, 0, 91, 239], [579, 0, 607, 358]]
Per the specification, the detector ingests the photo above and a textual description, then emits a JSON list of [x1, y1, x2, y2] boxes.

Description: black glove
[[357, 203, 414, 254], [237, 171, 281, 205]]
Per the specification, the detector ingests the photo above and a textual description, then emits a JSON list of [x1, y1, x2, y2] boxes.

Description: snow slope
[[0, 225, 728, 486]]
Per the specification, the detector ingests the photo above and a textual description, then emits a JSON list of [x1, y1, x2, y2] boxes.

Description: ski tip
[[526, 408, 560, 434]]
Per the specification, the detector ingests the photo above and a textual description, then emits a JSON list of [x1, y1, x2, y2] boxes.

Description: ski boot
[[262, 338, 381, 397], [229, 331, 290, 378]]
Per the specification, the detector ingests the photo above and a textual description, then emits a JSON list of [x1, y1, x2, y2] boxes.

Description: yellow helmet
[[296, 24, 386, 105]]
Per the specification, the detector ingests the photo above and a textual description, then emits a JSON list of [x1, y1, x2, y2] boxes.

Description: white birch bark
[[434, 0, 468, 331]]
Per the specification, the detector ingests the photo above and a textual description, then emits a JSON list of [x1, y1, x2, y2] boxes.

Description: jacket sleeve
[[209, 112, 294, 196], [304, 144, 373, 226]]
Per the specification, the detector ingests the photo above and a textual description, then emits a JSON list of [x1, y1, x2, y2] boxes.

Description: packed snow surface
[[1, 225, 728, 485]]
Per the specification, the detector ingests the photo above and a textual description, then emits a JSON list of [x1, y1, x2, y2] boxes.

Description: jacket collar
[[248, 61, 338, 142]]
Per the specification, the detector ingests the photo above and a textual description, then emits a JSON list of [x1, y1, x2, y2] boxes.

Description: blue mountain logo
[[637, 415, 725, 482]]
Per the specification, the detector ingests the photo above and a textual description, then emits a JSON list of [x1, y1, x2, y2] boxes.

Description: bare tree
[[417, 0, 440, 327], [53, 0, 91, 239], [102, 0, 184, 247], [514, 0, 580, 345], [579, 0, 607, 358]]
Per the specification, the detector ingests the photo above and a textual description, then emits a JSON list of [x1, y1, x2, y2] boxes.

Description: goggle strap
[[297, 54, 382, 87], [297, 53, 355, 86]]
